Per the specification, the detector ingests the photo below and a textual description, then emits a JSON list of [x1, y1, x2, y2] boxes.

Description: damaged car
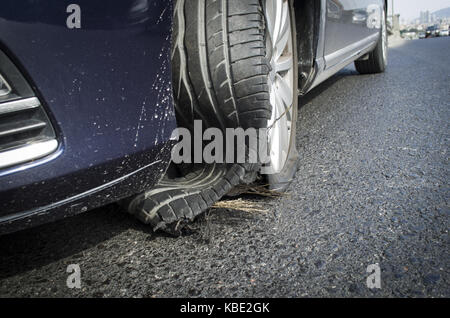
[[0, 0, 388, 235]]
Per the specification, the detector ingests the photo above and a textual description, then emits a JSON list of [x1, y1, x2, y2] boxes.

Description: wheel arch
[[292, 0, 322, 93]]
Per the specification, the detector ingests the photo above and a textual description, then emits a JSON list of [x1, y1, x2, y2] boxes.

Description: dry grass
[[212, 184, 286, 213], [226, 184, 286, 198], [212, 199, 269, 213]]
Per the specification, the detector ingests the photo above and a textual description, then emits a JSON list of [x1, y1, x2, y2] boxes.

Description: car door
[[323, 0, 384, 69]]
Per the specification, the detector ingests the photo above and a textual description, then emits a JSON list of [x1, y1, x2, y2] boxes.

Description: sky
[[392, 0, 450, 21]]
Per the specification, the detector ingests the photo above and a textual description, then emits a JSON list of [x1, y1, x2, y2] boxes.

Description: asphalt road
[[0, 37, 448, 298]]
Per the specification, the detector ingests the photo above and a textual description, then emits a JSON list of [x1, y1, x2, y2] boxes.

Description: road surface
[[0, 37, 448, 297]]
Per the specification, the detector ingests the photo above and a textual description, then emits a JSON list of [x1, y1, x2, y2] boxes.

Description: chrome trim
[[0, 73, 12, 96], [0, 97, 41, 115], [0, 120, 46, 138], [0, 139, 58, 169]]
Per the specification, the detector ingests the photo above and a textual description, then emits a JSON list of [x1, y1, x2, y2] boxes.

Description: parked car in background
[[426, 25, 439, 38], [0, 0, 389, 236], [439, 29, 449, 37], [419, 32, 426, 39], [403, 31, 418, 40]]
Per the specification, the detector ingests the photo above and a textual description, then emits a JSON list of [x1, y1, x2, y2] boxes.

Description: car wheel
[[264, 0, 299, 191], [127, 0, 299, 234], [355, 7, 388, 74], [173, 0, 299, 189]]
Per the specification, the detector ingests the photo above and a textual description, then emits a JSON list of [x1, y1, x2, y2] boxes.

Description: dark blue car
[[1, 0, 388, 235], [0, 1, 178, 234]]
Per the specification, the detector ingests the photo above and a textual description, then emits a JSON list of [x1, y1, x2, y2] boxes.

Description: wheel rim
[[265, 0, 295, 174], [381, 10, 388, 64]]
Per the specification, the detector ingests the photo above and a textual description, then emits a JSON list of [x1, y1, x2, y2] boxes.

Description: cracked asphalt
[[0, 37, 448, 298]]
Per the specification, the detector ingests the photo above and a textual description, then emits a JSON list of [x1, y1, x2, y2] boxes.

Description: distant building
[[420, 11, 431, 24]]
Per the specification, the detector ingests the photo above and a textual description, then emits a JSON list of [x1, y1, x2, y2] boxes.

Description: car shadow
[[0, 204, 171, 280], [0, 201, 263, 280], [298, 66, 360, 109]]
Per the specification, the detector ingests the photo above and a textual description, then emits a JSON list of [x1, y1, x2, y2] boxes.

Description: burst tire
[[128, 0, 299, 234]]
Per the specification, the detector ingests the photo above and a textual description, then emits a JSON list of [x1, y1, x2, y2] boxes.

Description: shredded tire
[[127, 163, 256, 236], [128, 0, 298, 235]]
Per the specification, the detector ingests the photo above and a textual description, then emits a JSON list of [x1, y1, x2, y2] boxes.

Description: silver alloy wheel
[[381, 9, 388, 64], [265, 0, 295, 174]]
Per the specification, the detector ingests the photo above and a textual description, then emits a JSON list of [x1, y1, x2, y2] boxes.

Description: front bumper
[[0, 0, 177, 234]]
